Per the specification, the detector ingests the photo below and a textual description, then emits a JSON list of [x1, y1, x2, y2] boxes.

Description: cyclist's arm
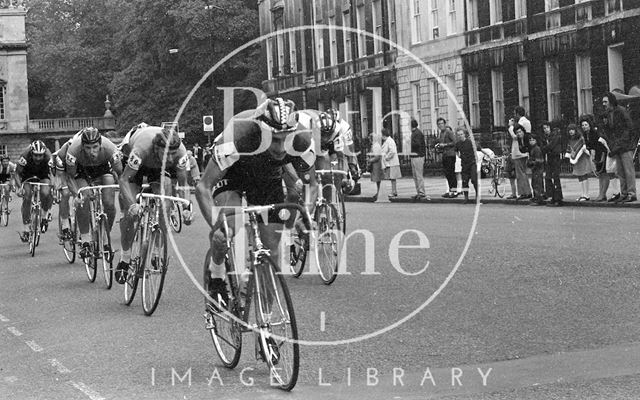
[[119, 166, 139, 207], [175, 167, 190, 203], [195, 157, 227, 232]]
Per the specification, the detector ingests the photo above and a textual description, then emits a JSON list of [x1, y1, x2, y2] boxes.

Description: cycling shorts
[[212, 177, 285, 223]]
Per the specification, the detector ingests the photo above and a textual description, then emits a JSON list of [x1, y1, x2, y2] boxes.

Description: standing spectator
[[503, 148, 518, 199], [367, 132, 383, 201], [381, 128, 401, 199], [581, 115, 608, 201], [409, 118, 426, 200], [542, 124, 565, 206], [192, 142, 204, 171], [508, 120, 532, 200], [527, 135, 545, 205], [601, 92, 637, 202], [455, 127, 492, 204], [541, 122, 553, 200], [565, 123, 593, 201], [435, 118, 458, 198]]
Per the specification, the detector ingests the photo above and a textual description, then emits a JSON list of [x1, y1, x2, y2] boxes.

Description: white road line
[[7, 326, 22, 336], [48, 358, 72, 374], [25, 340, 43, 352], [4, 376, 18, 383], [320, 312, 326, 332], [69, 381, 105, 400], [0, 314, 9, 322]]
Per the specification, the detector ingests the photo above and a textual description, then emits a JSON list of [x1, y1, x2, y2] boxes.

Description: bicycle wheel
[[124, 224, 142, 305], [289, 214, 308, 277], [60, 215, 76, 263], [141, 228, 168, 316], [99, 218, 113, 289], [254, 255, 299, 391], [337, 190, 346, 234], [204, 248, 242, 368], [495, 176, 506, 198], [169, 201, 182, 233], [29, 209, 40, 257], [1, 197, 8, 226], [314, 203, 341, 285], [488, 177, 496, 196]]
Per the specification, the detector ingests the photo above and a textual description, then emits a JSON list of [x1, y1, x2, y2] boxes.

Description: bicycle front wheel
[[169, 201, 182, 233], [289, 214, 308, 277], [141, 228, 167, 315], [61, 215, 75, 264], [99, 218, 113, 289], [254, 255, 299, 391], [1, 197, 8, 226], [314, 203, 341, 285], [204, 249, 242, 368], [29, 211, 40, 257], [496, 176, 506, 198], [124, 224, 142, 305]]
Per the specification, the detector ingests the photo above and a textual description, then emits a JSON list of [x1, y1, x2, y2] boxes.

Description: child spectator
[[527, 135, 545, 205], [565, 123, 594, 201]]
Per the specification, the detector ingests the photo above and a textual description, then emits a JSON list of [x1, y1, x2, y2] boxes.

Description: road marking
[[513, 216, 522, 221], [25, 340, 43, 352], [0, 314, 9, 322], [48, 358, 72, 374], [320, 312, 326, 332], [4, 376, 18, 383], [7, 326, 22, 336], [69, 381, 105, 400]]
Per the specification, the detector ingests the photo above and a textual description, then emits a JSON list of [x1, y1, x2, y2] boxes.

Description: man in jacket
[[410, 119, 427, 200]]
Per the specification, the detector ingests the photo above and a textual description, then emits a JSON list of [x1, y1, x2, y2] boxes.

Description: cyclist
[[66, 127, 123, 257], [14, 140, 53, 242], [195, 97, 317, 310], [51, 131, 82, 239], [115, 125, 191, 284], [0, 155, 16, 199]]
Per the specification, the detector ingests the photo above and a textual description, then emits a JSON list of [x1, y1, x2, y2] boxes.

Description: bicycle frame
[[76, 184, 119, 241]]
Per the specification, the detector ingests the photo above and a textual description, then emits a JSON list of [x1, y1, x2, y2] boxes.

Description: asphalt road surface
[[1, 200, 639, 399]]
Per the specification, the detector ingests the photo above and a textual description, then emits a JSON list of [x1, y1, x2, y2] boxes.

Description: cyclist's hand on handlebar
[[73, 196, 83, 208], [127, 203, 142, 217], [16, 187, 24, 197], [209, 228, 229, 254], [183, 209, 194, 224]]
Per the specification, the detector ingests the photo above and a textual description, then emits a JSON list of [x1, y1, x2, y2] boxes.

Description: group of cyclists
[[1, 96, 360, 298]]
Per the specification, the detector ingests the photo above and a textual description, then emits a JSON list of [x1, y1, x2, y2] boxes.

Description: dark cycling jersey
[[17, 147, 51, 180], [0, 162, 15, 183]]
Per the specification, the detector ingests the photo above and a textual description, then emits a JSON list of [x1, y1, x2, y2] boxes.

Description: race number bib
[[65, 153, 77, 167], [333, 136, 345, 152], [176, 154, 188, 170], [17, 156, 27, 167], [127, 151, 142, 170]]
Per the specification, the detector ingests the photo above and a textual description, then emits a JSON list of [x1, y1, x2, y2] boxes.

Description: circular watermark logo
[[160, 25, 482, 346]]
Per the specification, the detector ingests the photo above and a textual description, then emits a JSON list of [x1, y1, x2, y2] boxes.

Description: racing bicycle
[[487, 156, 506, 198], [0, 183, 11, 227]]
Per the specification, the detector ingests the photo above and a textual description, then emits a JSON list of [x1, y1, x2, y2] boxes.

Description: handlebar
[[315, 169, 349, 177], [77, 184, 119, 200], [136, 192, 192, 206], [215, 202, 312, 233]]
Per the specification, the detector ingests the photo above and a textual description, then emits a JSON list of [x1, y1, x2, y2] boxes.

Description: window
[[0, 145, 6, 158], [387, 0, 396, 43], [545, 0, 560, 28], [467, 0, 479, 30], [608, 43, 624, 92], [329, 16, 338, 65], [517, 64, 530, 117], [356, 5, 367, 57], [289, 32, 297, 73], [446, 75, 457, 127], [266, 38, 274, 79], [343, 11, 352, 62], [576, 55, 593, 116], [490, 0, 502, 24], [412, 82, 422, 127], [515, 0, 526, 19], [546, 60, 560, 121], [430, 0, 439, 39], [359, 93, 369, 137], [429, 80, 440, 132], [410, 0, 423, 43], [545, 0, 559, 10], [575, 0, 592, 21], [315, 28, 325, 69], [468, 73, 480, 128], [276, 32, 285, 75], [605, 0, 622, 15], [446, 0, 456, 35], [491, 69, 504, 126], [373, 0, 383, 53]]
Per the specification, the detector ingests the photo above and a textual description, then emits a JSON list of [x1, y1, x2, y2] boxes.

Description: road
[[1, 200, 640, 399]]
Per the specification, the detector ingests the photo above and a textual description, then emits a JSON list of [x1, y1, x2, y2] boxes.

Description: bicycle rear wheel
[[99, 218, 113, 289], [254, 255, 299, 391], [1, 197, 8, 226], [169, 201, 182, 233], [29, 210, 40, 257], [124, 224, 142, 305], [141, 228, 167, 316], [314, 203, 341, 285], [289, 214, 308, 277], [60, 215, 75, 263], [496, 176, 506, 198], [204, 248, 242, 368]]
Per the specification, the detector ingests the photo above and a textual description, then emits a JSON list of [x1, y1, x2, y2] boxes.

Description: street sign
[[178, 131, 185, 139], [203, 115, 214, 132]]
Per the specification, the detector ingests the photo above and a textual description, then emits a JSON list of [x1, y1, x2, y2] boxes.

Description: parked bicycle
[[75, 184, 119, 288], [0, 183, 12, 227], [487, 156, 507, 198], [204, 201, 311, 391], [123, 190, 190, 315]]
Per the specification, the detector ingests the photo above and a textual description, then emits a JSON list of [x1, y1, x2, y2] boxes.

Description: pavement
[[347, 173, 640, 208]]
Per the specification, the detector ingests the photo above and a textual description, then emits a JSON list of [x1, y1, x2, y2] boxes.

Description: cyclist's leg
[[74, 178, 91, 237], [40, 177, 53, 217], [98, 173, 117, 233], [21, 181, 33, 226]]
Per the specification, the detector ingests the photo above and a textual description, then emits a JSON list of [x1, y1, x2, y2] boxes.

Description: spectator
[[581, 115, 609, 202], [203, 143, 212, 169], [455, 127, 492, 204], [527, 134, 545, 205], [601, 92, 637, 202], [542, 124, 565, 206], [381, 128, 401, 199], [508, 111, 532, 200], [185, 150, 201, 187], [367, 132, 383, 201], [541, 122, 553, 200], [503, 147, 517, 199], [435, 118, 458, 198], [409, 118, 427, 200], [192, 142, 204, 171], [565, 123, 593, 201]]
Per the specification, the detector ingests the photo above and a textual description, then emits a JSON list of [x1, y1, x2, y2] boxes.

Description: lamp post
[[204, 1, 223, 145]]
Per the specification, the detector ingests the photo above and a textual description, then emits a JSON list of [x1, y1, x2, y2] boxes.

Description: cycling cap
[[318, 111, 337, 140], [80, 127, 101, 144], [326, 108, 340, 123], [255, 97, 298, 133], [152, 126, 182, 150], [30, 140, 46, 155]]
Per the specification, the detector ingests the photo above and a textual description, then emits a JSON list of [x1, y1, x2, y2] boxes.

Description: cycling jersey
[[66, 136, 121, 180], [17, 147, 52, 180], [122, 126, 188, 185], [0, 162, 16, 183], [211, 109, 315, 206]]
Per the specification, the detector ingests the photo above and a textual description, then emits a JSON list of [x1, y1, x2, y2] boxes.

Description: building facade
[[461, 0, 640, 149]]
